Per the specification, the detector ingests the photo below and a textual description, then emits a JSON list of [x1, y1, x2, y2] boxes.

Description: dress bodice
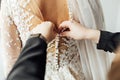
[[1, 0, 85, 79], [1, 0, 109, 80], [46, 37, 85, 80]]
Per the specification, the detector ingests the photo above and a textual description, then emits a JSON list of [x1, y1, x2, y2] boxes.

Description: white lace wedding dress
[[0, 0, 111, 80]]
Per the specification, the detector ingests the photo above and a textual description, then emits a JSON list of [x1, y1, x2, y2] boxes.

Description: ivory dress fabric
[[0, 0, 110, 80]]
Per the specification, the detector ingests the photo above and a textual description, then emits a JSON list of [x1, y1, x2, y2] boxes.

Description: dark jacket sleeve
[[97, 31, 120, 52], [7, 37, 47, 80]]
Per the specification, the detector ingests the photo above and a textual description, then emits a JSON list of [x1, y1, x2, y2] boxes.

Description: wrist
[[30, 26, 48, 43], [85, 29, 100, 43], [31, 22, 55, 43], [83, 28, 92, 40], [30, 33, 48, 43]]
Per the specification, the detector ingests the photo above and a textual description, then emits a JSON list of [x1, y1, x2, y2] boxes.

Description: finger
[[60, 31, 70, 37], [59, 21, 71, 29], [59, 21, 72, 33]]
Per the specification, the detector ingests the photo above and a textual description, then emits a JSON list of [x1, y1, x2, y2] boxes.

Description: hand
[[59, 20, 100, 43], [31, 21, 56, 43], [59, 20, 88, 40]]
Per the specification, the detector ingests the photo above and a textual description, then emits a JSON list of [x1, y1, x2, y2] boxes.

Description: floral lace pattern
[[10, 0, 35, 46], [46, 37, 85, 80], [1, 0, 85, 79]]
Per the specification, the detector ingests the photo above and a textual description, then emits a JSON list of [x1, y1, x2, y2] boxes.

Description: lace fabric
[[1, 0, 85, 79], [46, 37, 85, 80], [0, 0, 43, 76], [0, 0, 111, 80]]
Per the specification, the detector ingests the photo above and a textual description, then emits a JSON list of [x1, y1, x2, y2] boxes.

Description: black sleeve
[[7, 37, 47, 80], [97, 31, 120, 52]]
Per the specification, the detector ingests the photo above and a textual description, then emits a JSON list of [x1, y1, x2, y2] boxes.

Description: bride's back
[[40, 0, 69, 26]]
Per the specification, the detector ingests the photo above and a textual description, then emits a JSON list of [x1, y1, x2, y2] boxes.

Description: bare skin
[[1, 0, 70, 75], [59, 20, 100, 43], [41, 0, 69, 26], [31, 21, 56, 43], [59, 20, 120, 80], [59, 20, 120, 54], [30, 0, 69, 30]]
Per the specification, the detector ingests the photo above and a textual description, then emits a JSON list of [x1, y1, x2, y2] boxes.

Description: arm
[[6, 21, 56, 80], [59, 20, 120, 80], [0, 0, 44, 75], [84, 29, 120, 53], [59, 20, 120, 53], [86, 31, 120, 80], [7, 37, 47, 80]]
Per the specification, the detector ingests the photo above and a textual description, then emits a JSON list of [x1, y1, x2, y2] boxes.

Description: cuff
[[97, 31, 115, 52]]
